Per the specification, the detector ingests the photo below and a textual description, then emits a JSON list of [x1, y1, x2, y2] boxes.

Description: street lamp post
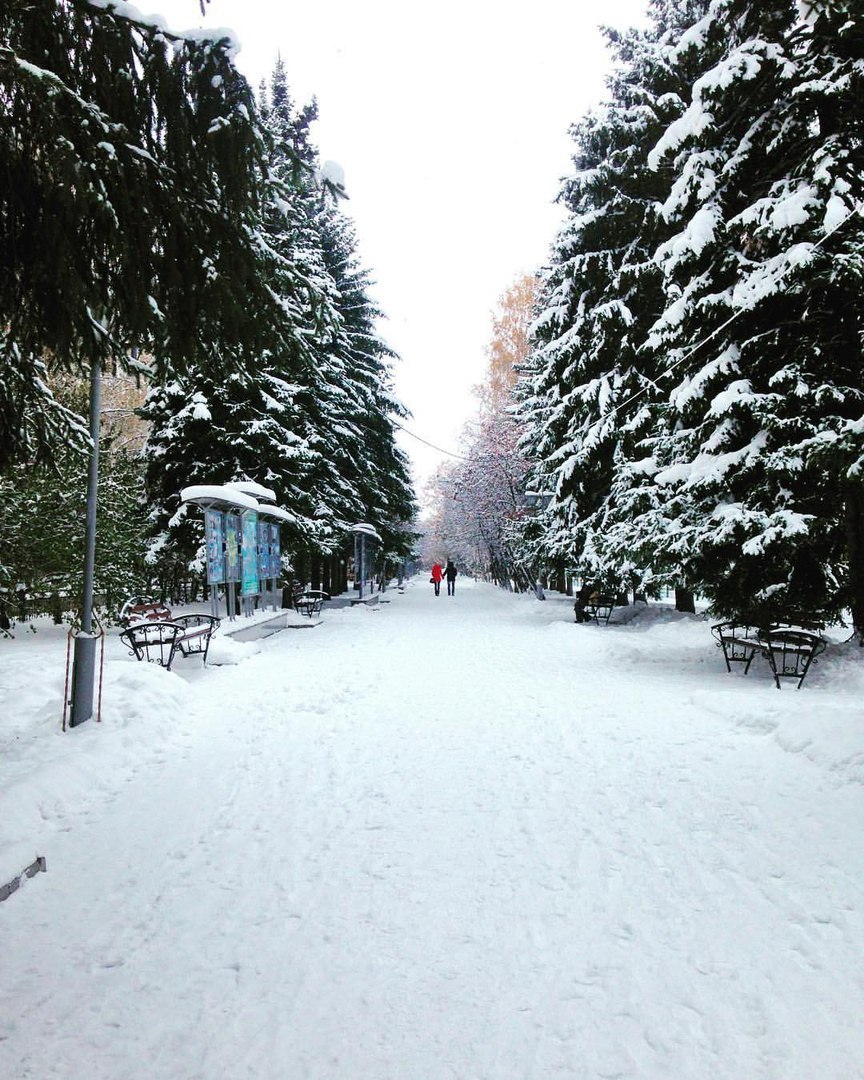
[[69, 356, 102, 726]]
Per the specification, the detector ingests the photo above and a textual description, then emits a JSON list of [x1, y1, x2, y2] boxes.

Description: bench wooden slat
[[127, 602, 173, 624]]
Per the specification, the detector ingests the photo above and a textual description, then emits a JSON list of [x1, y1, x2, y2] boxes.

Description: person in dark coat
[[444, 560, 458, 596], [574, 582, 595, 623]]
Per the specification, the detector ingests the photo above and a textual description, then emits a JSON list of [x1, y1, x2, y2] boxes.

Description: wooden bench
[[120, 602, 220, 671], [292, 585, 330, 619], [575, 593, 617, 625], [711, 621, 826, 689]]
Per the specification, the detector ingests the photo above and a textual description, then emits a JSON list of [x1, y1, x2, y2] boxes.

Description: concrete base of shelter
[[221, 610, 320, 643], [348, 594, 381, 607]]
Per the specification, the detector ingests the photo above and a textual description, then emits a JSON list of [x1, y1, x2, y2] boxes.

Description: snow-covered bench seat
[[711, 621, 825, 689], [292, 585, 330, 619], [759, 627, 826, 689], [120, 602, 220, 671]]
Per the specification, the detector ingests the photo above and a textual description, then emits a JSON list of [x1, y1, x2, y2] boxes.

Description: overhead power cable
[[392, 421, 468, 460], [393, 200, 863, 473]]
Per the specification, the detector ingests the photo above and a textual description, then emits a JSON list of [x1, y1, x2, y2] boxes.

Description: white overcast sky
[[149, 0, 650, 495]]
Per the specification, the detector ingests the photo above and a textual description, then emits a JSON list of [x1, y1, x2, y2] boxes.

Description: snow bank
[[2, 653, 195, 886]]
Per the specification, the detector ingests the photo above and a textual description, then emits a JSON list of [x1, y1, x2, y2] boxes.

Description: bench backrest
[[128, 602, 173, 624], [120, 621, 182, 669]]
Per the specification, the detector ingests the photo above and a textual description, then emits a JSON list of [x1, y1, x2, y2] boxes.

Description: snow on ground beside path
[[1, 580, 864, 1079]]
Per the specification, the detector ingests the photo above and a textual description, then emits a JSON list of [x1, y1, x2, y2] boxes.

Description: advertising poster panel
[[270, 523, 281, 578], [204, 510, 225, 584], [258, 519, 272, 579], [241, 511, 260, 596], [225, 514, 241, 583]]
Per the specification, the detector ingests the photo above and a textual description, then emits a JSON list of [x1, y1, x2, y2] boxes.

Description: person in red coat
[[430, 561, 444, 596]]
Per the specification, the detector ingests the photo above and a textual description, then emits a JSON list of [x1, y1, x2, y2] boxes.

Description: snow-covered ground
[[2, 579, 863, 1079]]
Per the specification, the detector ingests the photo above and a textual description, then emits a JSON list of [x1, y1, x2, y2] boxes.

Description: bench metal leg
[[719, 643, 758, 675]]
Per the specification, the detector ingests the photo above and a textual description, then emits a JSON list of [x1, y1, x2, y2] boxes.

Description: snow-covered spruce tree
[[314, 198, 418, 564], [619, 0, 864, 626], [267, 61, 417, 568], [256, 61, 360, 556], [0, 1, 280, 468], [265, 62, 416, 568], [516, 2, 706, 601], [143, 60, 416, 588], [142, 62, 339, 583], [791, 0, 864, 631]]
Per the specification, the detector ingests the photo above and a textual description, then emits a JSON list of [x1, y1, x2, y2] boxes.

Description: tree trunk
[[675, 587, 696, 614], [845, 484, 864, 642]]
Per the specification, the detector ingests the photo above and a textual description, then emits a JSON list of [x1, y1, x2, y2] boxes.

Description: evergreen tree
[[517, 2, 703, 594], [141, 58, 339, 578], [519, 0, 864, 625], [0, 0, 279, 466], [0, 436, 149, 624], [623, 0, 864, 624], [788, 0, 864, 628], [257, 60, 416, 561], [142, 59, 416, 585], [315, 200, 417, 557]]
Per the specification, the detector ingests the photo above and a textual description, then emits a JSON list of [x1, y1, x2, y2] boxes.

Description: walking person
[[444, 560, 458, 596], [430, 561, 444, 597]]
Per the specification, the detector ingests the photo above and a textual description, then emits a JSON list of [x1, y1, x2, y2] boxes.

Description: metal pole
[[69, 356, 102, 727]]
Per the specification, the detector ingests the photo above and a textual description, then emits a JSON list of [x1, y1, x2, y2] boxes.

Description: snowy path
[[2, 581, 864, 1079]]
